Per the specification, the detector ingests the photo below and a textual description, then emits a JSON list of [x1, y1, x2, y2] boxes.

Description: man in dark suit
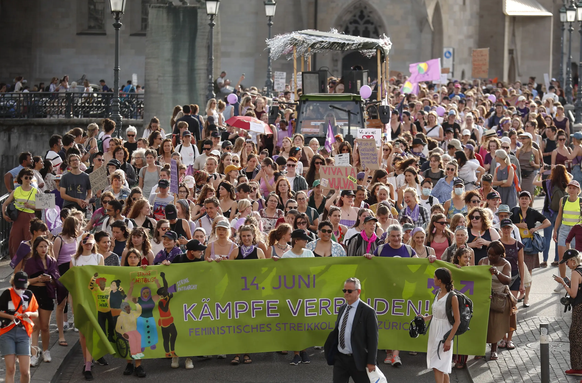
[[325, 277, 379, 383]]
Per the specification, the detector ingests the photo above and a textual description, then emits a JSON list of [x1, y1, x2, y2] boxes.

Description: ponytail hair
[[268, 223, 292, 246], [435, 267, 454, 292]]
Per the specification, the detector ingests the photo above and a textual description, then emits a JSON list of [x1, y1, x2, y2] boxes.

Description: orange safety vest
[[157, 298, 174, 327], [0, 288, 38, 337]]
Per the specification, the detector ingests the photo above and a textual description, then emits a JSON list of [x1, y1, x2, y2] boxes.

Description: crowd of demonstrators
[[0, 75, 144, 95], [2, 73, 582, 381]]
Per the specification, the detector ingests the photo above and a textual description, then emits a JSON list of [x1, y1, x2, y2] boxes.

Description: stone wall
[[0, 119, 143, 196]]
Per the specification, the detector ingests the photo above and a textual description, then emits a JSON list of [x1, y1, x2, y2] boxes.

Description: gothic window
[[141, 0, 151, 32], [88, 0, 105, 31], [343, 7, 379, 38]]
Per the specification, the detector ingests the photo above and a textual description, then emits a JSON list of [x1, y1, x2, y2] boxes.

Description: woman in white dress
[[424, 267, 461, 383]]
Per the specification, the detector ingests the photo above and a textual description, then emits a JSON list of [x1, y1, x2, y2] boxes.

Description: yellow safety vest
[[13, 187, 37, 214], [563, 197, 582, 226]]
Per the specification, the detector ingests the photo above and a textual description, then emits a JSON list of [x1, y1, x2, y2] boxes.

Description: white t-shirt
[[458, 161, 480, 183], [282, 249, 314, 258], [176, 143, 199, 167], [72, 253, 103, 267], [46, 150, 63, 168]]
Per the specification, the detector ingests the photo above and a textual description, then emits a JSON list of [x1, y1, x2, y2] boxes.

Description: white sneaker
[[43, 350, 52, 363], [554, 282, 565, 293], [185, 358, 193, 369], [392, 355, 402, 367], [171, 356, 179, 368], [383, 355, 392, 364], [63, 322, 70, 331], [30, 347, 41, 367]]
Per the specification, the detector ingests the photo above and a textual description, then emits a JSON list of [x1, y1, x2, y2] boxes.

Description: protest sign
[[61, 258, 491, 360], [471, 48, 489, 79], [357, 128, 382, 147], [334, 153, 350, 166], [358, 139, 379, 170], [170, 159, 179, 195], [35, 193, 55, 210], [274, 72, 286, 92], [88, 165, 108, 193], [250, 121, 265, 134], [292, 72, 302, 91], [319, 166, 357, 190]]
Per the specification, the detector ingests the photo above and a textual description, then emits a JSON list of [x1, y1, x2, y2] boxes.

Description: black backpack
[[435, 289, 474, 359]]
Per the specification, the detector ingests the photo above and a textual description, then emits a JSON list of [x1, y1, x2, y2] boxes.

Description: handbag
[[6, 201, 18, 221], [522, 232, 544, 253], [490, 290, 508, 313]]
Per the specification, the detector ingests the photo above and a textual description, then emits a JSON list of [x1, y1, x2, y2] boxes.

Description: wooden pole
[[377, 49, 381, 101], [307, 48, 312, 71], [293, 47, 297, 99], [301, 55, 305, 73]]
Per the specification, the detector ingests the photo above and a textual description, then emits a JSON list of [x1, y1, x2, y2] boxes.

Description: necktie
[[339, 305, 352, 350]]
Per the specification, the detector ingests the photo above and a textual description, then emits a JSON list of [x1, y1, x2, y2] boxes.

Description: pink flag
[[325, 121, 335, 153], [408, 58, 441, 83]]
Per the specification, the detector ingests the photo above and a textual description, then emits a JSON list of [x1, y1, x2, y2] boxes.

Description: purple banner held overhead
[[170, 159, 179, 195]]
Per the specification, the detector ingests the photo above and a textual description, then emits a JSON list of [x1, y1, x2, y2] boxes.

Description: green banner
[[60, 258, 492, 359]]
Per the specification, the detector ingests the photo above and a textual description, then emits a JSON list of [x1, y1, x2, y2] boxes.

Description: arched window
[[343, 7, 380, 38], [88, 0, 106, 31]]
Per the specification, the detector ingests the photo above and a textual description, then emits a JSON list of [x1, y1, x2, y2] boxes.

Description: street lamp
[[576, 0, 582, 122], [560, 6, 567, 87], [264, 0, 276, 97], [206, 0, 220, 102], [566, 1, 577, 105], [109, 0, 126, 138]]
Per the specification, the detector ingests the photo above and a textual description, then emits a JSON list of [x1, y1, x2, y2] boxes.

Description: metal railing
[[0, 92, 144, 119], [0, 194, 11, 260]]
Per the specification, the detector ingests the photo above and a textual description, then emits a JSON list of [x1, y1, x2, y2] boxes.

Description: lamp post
[[109, 0, 126, 138], [264, 0, 276, 97], [576, 0, 582, 122], [206, 0, 219, 102], [560, 6, 567, 87], [566, 1, 577, 105]]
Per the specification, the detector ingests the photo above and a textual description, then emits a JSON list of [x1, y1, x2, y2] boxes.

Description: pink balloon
[[436, 106, 446, 117], [227, 93, 238, 105], [488, 94, 496, 103], [359, 85, 372, 99]]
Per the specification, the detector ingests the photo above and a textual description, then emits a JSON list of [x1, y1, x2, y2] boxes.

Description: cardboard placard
[[334, 153, 350, 166], [35, 193, 55, 210], [250, 121, 265, 134], [357, 128, 382, 147], [274, 72, 286, 92], [358, 139, 379, 170], [471, 48, 489, 79], [292, 72, 302, 91], [319, 166, 357, 190], [88, 165, 108, 193], [170, 159, 179, 195]]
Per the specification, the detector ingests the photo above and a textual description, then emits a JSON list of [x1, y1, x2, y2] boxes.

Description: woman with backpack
[[553, 249, 582, 377], [423, 267, 461, 382]]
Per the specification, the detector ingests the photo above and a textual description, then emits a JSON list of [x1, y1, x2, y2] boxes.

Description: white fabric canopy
[[503, 0, 552, 17]]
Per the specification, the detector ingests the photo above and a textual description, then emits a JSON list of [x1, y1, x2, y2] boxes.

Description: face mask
[[422, 188, 431, 196], [454, 187, 464, 196], [14, 289, 25, 296]]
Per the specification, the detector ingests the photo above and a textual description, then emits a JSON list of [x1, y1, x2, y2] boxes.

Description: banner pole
[[377, 49, 381, 101], [293, 47, 297, 99]]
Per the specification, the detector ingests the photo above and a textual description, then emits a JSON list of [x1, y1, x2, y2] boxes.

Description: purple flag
[[408, 58, 441, 83], [325, 121, 335, 153]]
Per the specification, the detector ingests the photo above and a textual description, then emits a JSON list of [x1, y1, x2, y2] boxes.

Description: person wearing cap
[[205, 219, 239, 261], [492, 149, 518, 209], [516, 131, 541, 198], [165, 204, 191, 247], [174, 130, 199, 169], [308, 179, 328, 215], [171, 239, 207, 263], [401, 222, 415, 244], [495, 204, 521, 239], [346, 216, 382, 258], [442, 109, 461, 139], [148, 179, 175, 221], [460, 129, 471, 146], [445, 138, 462, 158], [223, 164, 241, 186], [210, 131, 221, 151], [0, 271, 39, 383], [443, 178, 468, 221], [153, 230, 182, 265], [552, 249, 582, 376]]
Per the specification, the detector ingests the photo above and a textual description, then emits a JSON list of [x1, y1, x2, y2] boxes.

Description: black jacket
[[324, 299, 378, 371]]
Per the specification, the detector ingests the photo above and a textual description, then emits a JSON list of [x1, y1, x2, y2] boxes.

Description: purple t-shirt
[[374, 244, 416, 257]]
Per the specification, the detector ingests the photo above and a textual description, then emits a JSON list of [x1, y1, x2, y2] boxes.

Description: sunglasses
[[102, 200, 112, 204], [314, 161, 324, 165], [320, 229, 333, 234], [225, 147, 233, 150], [435, 221, 446, 225], [23, 176, 32, 180], [559, 138, 566, 141], [127, 134, 135, 137], [160, 227, 170, 231], [446, 168, 455, 171], [233, 160, 240, 163], [501, 146, 510, 149], [470, 215, 482, 220], [203, 147, 212, 151], [342, 289, 355, 294], [287, 164, 296, 167], [96, 158, 104, 162], [297, 221, 307, 225]]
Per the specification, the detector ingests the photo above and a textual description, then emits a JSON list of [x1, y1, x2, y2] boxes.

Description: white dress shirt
[[338, 299, 360, 355]]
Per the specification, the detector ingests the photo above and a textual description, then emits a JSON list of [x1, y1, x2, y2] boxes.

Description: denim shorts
[[0, 326, 30, 356], [558, 224, 576, 247]]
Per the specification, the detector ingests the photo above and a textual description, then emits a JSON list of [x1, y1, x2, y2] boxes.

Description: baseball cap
[[341, 190, 355, 197], [501, 137, 511, 145], [412, 138, 424, 147], [496, 204, 511, 215], [211, 131, 220, 138], [186, 239, 207, 252], [519, 190, 532, 199], [183, 175, 195, 189], [518, 132, 532, 140], [445, 127, 454, 134], [448, 139, 462, 151], [462, 129, 470, 136], [13, 271, 28, 289], [500, 218, 513, 228], [568, 180, 581, 189], [182, 130, 192, 137], [561, 249, 580, 264], [163, 230, 178, 241], [222, 140, 233, 149], [403, 223, 415, 232], [224, 165, 241, 174], [574, 132, 582, 141], [107, 159, 121, 169], [216, 220, 231, 229], [210, 149, 221, 157], [313, 180, 321, 187], [464, 143, 474, 151], [291, 229, 311, 241], [454, 83, 461, 88], [165, 204, 177, 220], [518, 95, 526, 102], [453, 178, 464, 186], [487, 191, 500, 200], [158, 179, 170, 188], [364, 216, 378, 223], [357, 172, 366, 180], [448, 109, 457, 115]]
